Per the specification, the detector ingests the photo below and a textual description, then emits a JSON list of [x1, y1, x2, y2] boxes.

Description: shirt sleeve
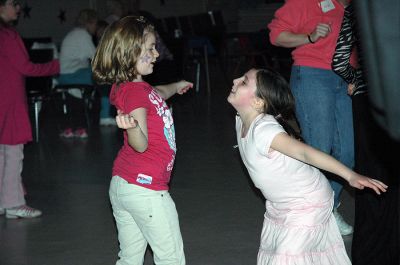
[[268, 0, 305, 45], [332, 5, 357, 84], [254, 118, 285, 156], [123, 84, 150, 114], [85, 34, 96, 60], [79, 30, 96, 60], [3, 29, 59, 76]]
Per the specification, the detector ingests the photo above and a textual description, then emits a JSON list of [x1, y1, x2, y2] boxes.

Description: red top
[[110, 82, 176, 191], [268, 0, 349, 70], [0, 26, 59, 145]]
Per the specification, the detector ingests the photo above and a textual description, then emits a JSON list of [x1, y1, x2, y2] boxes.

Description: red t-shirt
[[110, 81, 176, 191]]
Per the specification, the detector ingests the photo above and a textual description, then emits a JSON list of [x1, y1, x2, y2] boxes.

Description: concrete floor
[[0, 65, 356, 265]]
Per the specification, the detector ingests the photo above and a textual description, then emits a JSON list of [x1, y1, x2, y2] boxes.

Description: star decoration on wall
[[58, 9, 66, 23], [22, 3, 32, 18]]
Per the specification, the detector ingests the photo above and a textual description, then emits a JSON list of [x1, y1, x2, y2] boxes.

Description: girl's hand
[[176, 80, 193, 95], [348, 173, 388, 195], [309, 23, 331, 43], [115, 110, 139, 130], [348, 83, 355, 95]]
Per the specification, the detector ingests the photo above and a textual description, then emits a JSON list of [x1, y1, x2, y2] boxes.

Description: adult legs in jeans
[[109, 176, 185, 265], [290, 66, 354, 234]]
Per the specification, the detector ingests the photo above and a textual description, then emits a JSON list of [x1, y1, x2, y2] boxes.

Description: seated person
[[58, 9, 98, 138]]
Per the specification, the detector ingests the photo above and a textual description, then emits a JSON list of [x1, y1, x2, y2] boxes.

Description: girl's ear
[[252, 97, 265, 113]]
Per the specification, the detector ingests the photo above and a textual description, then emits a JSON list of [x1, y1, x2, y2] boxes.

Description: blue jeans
[[290, 66, 354, 208], [97, 84, 113, 119], [57, 67, 93, 85]]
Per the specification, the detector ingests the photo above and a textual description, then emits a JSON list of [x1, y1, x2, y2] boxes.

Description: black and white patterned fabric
[[332, 3, 367, 96]]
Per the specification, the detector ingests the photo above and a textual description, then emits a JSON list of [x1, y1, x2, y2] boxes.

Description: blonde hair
[[91, 16, 154, 85]]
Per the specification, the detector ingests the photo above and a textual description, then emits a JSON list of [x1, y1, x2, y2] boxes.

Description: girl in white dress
[[227, 68, 387, 265]]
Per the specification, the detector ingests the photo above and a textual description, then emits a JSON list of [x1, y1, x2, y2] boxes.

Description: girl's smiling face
[[227, 68, 259, 111], [135, 32, 159, 79]]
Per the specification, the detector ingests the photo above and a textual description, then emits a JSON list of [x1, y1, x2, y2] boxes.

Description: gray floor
[[0, 65, 355, 265]]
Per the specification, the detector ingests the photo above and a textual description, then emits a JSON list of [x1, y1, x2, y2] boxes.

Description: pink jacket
[[0, 26, 59, 145], [268, 0, 346, 70]]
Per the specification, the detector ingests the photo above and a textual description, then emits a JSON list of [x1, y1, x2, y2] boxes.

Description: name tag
[[137, 174, 152, 185], [320, 0, 335, 13]]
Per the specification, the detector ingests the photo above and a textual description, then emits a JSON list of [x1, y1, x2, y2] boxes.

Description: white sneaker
[[333, 208, 353, 236], [6, 205, 42, 219], [0, 207, 4, 215]]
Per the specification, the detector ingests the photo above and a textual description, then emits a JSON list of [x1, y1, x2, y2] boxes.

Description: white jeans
[[0, 144, 25, 208], [109, 176, 185, 265]]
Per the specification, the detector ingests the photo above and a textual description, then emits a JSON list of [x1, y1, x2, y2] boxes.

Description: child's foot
[[74, 128, 88, 139], [59, 128, 74, 138], [6, 205, 42, 219]]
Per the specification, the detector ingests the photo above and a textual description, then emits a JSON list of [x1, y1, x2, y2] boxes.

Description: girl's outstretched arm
[[116, 108, 148, 152], [270, 132, 388, 194], [154, 80, 193, 99]]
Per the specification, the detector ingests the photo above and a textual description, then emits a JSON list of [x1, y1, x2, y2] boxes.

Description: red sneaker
[[74, 128, 88, 139], [59, 128, 74, 138]]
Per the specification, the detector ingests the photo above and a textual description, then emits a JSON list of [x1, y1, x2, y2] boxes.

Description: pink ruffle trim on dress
[[257, 214, 351, 265]]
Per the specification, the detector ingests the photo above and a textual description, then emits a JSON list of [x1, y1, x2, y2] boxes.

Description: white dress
[[236, 114, 351, 265]]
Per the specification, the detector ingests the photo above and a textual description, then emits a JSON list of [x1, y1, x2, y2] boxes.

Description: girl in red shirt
[[92, 16, 192, 265]]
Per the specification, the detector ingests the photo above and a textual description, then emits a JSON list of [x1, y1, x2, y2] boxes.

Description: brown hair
[[75, 9, 97, 27], [91, 16, 154, 85], [255, 68, 302, 140]]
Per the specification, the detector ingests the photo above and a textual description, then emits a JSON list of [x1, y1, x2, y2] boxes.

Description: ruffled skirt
[[257, 199, 351, 265]]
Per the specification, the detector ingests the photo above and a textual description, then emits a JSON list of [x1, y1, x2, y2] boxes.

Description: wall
[[15, 0, 281, 46], [237, 3, 282, 32], [16, 0, 94, 45]]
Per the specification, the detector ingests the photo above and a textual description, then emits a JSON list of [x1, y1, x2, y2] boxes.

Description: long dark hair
[[255, 68, 303, 141]]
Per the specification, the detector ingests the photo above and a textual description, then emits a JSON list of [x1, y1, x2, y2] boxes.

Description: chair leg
[[195, 60, 201, 93], [61, 92, 68, 114], [83, 96, 91, 130], [203, 44, 211, 96], [34, 100, 41, 142]]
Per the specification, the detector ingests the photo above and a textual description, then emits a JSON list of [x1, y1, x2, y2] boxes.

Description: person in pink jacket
[[0, 0, 59, 218]]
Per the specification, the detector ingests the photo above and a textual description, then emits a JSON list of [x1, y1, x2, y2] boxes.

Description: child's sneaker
[[60, 128, 74, 138], [74, 128, 88, 139], [6, 205, 42, 219], [0, 207, 5, 215]]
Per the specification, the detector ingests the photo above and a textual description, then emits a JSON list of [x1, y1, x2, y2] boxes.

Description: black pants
[[59, 93, 87, 130], [351, 94, 399, 265]]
